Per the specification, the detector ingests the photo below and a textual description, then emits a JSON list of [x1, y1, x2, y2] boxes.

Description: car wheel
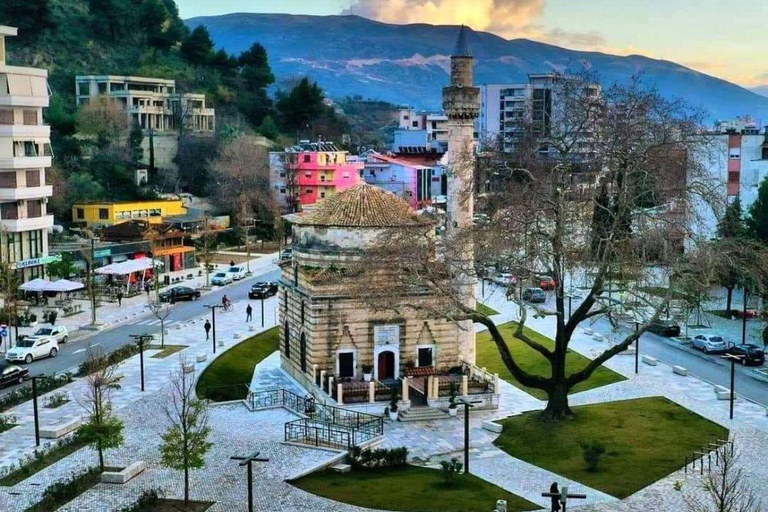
[[17, 375, 24, 384], [25, 354, 33, 364], [50, 348, 58, 358], [703, 346, 709, 354], [62, 336, 68, 344]]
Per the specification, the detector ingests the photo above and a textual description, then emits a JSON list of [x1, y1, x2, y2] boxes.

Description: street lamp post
[[204, 304, 223, 354], [458, 399, 479, 474], [741, 289, 748, 345], [231, 451, 269, 512], [721, 353, 744, 420], [260, 296, 265, 328], [31, 374, 44, 447], [129, 334, 152, 392], [632, 320, 641, 375]]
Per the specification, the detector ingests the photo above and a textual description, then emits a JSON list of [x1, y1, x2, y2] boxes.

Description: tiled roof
[[295, 183, 432, 227]]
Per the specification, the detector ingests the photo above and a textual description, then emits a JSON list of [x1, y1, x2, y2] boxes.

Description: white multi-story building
[[0, 26, 55, 281], [75, 75, 215, 133], [394, 107, 449, 154]]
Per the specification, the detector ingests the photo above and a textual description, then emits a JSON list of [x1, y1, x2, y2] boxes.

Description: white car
[[493, 273, 517, 286], [5, 337, 59, 364], [211, 272, 233, 286], [691, 334, 728, 354], [227, 266, 247, 281], [26, 326, 69, 344]]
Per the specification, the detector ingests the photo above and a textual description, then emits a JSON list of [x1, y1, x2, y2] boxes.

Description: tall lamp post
[[31, 374, 45, 447], [721, 353, 744, 420], [129, 333, 152, 392], [204, 304, 223, 354], [632, 319, 641, 375], [458, 398, 480, 474], [231, 450, 269, 512], [741, 289, 748, 345]]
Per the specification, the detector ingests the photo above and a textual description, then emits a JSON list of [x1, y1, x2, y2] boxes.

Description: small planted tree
[[147, 301, 171, 348], [160, 357, 213, 506], [78, 346, 124, 471], [685, 442, 762, 512]]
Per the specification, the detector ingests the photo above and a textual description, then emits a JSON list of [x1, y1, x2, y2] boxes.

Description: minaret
[[442, 26, 480, 364]]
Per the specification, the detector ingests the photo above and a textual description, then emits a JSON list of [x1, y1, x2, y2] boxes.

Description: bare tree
[[147, 300, 171, 348], [351, 72, 722, 420], [77, 345, 124, 471], [685, 443, 763, 512], [160, 356, 213, 507], [211, 136, 274, 221], [78, 94, 128, 148]]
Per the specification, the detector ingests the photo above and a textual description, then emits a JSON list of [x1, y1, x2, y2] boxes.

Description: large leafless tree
[[353, 72, 724, 420]]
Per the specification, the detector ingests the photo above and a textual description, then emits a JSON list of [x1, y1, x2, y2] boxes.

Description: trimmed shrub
[[581, 440, 606, 472], [348, 446, 408, 470]]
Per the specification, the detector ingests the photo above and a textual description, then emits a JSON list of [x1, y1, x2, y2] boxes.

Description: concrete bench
[[716, 390, 735, 401], [330, 463, 351, 473], [183, 364, 195, 374], [196, 354, 207, 363], [249, 325, 256, 332], [101, 461, 146, 484], [40, 418, 81, 439], [714, 385, 728, 394], [481, 420, 503, 433], [642, 355, 658, 366], [673, 365, 688, 376], [583, 328, 594, 336], [233, 333, 241, 339], [592, 334, 604, 342]]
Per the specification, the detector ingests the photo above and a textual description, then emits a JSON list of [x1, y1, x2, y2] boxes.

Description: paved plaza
[[0, 276, 765, 511]]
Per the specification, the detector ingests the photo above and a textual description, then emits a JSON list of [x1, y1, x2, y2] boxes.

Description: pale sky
[[176, 0, 768, 88]]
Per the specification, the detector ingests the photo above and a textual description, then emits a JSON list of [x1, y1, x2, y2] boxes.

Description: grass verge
[[476, 322, 625, 399], [0, 435, 88, 487], [293, 465, 538, 512], [195, 327, 278, 400], [24, 466, 101, 512], [148, 344, 188, 359], [476, 303, 500, 316], [494, 397, 728, 498]]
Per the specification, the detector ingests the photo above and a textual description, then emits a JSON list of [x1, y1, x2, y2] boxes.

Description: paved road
[[1, 267, 281, 395], [589, 315, 768, 406]]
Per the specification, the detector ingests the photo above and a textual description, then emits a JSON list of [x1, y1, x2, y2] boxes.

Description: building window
[[320, 192, 325, 198], [77, 208, 84, 219], [300, 332, 307, 373], [149, 209, 161, 217], [23, 110, 38, 126], [0, 110, 12, 125], [279, 188, 286, 194], [1, 202, 18, 220], [28, 230, 42, 259], [303, 155, 311, 163], [27, 200, 42, 218], [417, 347, 434, 367], [284, 321, 290, 359], [300, 301, 305, 324], [25, 170, 40, 187], [5, 233, 19, 263], [0, 173, 17, 188], [99, 208, 109, 220], [306, 189, 312, 194], [338, 351, 354, 378], [412, 121, 419, 128]]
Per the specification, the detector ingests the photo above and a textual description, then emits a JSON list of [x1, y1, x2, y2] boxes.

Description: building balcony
[[0, 156, 52, 169], [0, 215, 54, 232], [0, 186, 53, 201], [0, 96, 49, 108], [0, 125, 51, 138]]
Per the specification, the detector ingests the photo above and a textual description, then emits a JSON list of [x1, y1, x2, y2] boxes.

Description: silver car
[[691, 334, 727, 354]]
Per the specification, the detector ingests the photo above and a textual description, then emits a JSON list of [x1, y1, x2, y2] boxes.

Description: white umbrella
[[48, 279, 85, 293], [19, 278, 55, 292]]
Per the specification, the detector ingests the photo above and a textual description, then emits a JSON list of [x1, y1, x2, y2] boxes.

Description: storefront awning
[[95, 258, 163, 276], [19, 278, 85, 293]]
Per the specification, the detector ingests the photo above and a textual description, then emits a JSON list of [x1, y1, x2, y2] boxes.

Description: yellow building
[[72, 199, 187, 228]]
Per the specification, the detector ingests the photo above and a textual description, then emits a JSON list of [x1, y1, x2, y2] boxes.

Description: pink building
[[270, 141, 364, 212]]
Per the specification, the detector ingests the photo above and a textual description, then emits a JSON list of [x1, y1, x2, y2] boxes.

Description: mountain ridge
[[186, 13, 768, 122]]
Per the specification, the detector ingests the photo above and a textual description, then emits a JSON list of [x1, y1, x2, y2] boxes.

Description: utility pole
[[204, 304, 223, 353], [130, 334, 152, 392]]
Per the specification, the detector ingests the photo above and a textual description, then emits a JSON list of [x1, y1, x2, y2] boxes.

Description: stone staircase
[[398, 406, 452, 422]]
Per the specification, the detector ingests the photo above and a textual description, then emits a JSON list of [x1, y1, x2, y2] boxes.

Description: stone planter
[[363, 373, 372, 382], [448, 407, 458, 417], [101, 461, 146, 484], [388, 411, 398, 421]]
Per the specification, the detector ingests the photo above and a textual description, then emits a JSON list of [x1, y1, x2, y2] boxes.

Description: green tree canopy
[[0, 0, 55, 37], [276, 78, 325, 132], [181, 25, 214, 66], [718, 196, 745, 239], [239, 42, 275, 89], [747, 178, 768, 243], [46, 253, 77, 280]]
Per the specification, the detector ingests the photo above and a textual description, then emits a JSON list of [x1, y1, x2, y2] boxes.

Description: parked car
[[227, 266, 247, 281], [523, 288, 547, 303], [647, 319, 681, 338], [493, 273, 517, 287], [280, 248, 293, 261], [26, 325, 69, 344], [5, 337, 59, 364], [0, 363, 28, 388], [725, 343, 765, 366], [249, 282, 278, 299], [691, 334, 728, 354], [159, 286, 201, 303], [539, 275, 557, 291], [211, 272, 234, 286]]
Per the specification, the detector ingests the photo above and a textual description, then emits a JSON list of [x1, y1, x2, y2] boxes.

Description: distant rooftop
[[284, 140, 343, 153]]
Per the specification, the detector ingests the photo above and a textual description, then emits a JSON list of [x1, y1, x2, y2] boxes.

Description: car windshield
[[710, 336, 723, 342], [214, 273, 227, 278], [228, 267, 240, 272], [16, 339, 36, 348], [34, 328, 52, 336]]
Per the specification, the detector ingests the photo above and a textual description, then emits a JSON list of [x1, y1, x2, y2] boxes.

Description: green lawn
[[494, 397, 728, 498], [195, 327, 278, 400], [476, 322, 625, 399], [476, 303, 500, 316], [293, 465, 538, 512]]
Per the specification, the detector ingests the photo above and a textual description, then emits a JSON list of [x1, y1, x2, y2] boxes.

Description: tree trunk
[[184, 465, 189, 505], [726, 287, 734, 317], [98, 443, 104, 472], [541, 382, 573, 421]]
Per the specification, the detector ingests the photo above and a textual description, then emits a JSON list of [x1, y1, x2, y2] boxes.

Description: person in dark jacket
[[116, 290, 123, 307], [204, 320, 211, 340], [550, 482, 561, 512], [246, 304, 253, 322]]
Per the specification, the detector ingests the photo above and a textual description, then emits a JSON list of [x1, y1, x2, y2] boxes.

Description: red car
[[539, 276, 557, 291]]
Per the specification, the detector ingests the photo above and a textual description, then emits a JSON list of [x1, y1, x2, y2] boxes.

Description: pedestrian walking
[[144, 281, 150, 296], [116, 290, 123, 307], [246, 304, 253, 322], [230, 260, 235, 267], [550, 482, 561, 512], [204, 319, 211, 340]]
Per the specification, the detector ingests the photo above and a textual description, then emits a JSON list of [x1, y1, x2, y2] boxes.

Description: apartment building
[[0, 26, 55, 281], [393, 107, 449, 154], [479, 74, 599, 154], [75, 75, 215, 133], [361, 151, 447, 210], [270, 140, 364, 212]]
